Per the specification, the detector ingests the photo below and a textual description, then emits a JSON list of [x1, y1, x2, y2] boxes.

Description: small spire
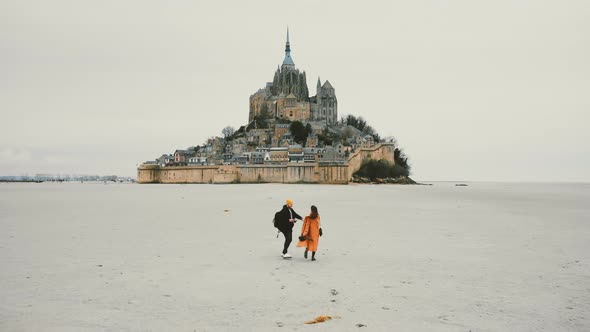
[[285, 27, 291, 53]]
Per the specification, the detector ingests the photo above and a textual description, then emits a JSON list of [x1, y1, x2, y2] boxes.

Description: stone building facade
[[310, 79, 338, 125]]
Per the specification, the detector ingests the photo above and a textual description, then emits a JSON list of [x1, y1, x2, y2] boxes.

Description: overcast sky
[[1, 1, 588, 181]]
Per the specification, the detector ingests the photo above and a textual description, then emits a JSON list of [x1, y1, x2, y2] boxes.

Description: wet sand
[[0, 182, 588, 331]]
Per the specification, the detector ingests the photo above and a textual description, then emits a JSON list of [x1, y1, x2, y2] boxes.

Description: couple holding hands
[[275, 199, 322, 261]]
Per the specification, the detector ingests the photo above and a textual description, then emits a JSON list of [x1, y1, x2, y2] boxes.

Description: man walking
[[276, 199, 302, 259]]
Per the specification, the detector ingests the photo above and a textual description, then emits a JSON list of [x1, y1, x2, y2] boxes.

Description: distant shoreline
[[0, 179, 135, 183], [0, 180, 45, 183]]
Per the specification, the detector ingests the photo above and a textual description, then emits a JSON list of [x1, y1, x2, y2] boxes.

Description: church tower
[[314, 77, 321, 121], [315, 79, 338, 125], [282, 28, 295, 71], [270, 29, 309, 101]]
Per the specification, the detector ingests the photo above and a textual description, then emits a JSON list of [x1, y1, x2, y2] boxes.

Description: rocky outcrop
[[351, 175, 418, 185]]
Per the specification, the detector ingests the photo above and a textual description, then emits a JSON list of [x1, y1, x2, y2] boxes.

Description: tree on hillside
[[362, 125, 380, 142], [394, 148, 410, 172], [305, 123, 312, 136], [317, 128, 336, 146], [353, 159, 410, 180], [222, 126, 235, 139], [343, 115, 367, 131], [382, 136, 398, 145], [233, 126, 246, 138], [340, 126, 355, 141], [342, 114, 381, 142], [289, 121, 309, 145]]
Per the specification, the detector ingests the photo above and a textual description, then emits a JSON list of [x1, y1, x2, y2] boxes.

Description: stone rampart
[[347, 142, 396, 180], [137, 143, 395, 184]]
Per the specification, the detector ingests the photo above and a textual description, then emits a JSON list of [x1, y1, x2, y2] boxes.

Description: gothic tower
[[270, 29, 309, 101], [282, 28, 295, 71], [316, 79, 338, 125]]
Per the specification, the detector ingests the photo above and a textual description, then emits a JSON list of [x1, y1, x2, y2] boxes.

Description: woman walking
[[297, 205, 322, 261]]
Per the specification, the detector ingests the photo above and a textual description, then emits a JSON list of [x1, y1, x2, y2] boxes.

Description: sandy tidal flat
[[0, 182, 589, 331]]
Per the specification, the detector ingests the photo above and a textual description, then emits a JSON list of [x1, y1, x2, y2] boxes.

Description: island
[[138, 29, 411, 184]]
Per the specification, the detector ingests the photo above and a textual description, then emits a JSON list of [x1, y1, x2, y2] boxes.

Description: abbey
[[249, 30, 338, 126]]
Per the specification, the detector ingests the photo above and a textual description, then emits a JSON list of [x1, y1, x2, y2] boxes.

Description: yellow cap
[[286, 199, 293, 205]]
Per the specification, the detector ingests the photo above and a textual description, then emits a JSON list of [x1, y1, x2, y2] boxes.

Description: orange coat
[[296, 215, 320, 252]]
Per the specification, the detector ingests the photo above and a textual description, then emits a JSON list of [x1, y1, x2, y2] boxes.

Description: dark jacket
[[276, 205, 302, 232]]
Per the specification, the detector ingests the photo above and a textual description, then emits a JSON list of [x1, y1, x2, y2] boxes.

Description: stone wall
[[137, 165, 237, 184], [137, 143, 395, 184], [318, 164, 349, 184], [346, 142, 396, 180], [239, 164, 317, 183]]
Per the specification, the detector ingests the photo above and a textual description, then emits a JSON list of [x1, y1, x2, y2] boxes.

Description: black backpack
[[273, 211, 281, 229]]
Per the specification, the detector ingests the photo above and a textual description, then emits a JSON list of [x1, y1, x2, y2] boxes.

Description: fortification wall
[[239, 165, 289, 183], [238, 164, 317, 183], [137, 143, 394, 184], [137, 165, 237, 184], [137, 164, 160, 183], [347, 142, 396, 180]]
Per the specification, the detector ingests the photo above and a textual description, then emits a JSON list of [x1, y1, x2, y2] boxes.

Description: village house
[[363, 135, 375, 148], [302, 147, 319, 163], [246, 129, 270, 148], [156, 154, 174, 167], [319, 146, 345, 164], [288, 144, 304, 163], [188, 155, 208, 165], [231, 137, 247, 156], [305, 133, 318, 148], [233, 154, 249, 164], [251, 151, 266, 164], [269, 147, 288, 164], [336, 143, 346, 155], [174, 150, 188, 164], [273, 124, 290, 141]]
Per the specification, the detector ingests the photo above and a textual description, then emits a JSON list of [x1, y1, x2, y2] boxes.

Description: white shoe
[[282, 253, 292, 259]]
